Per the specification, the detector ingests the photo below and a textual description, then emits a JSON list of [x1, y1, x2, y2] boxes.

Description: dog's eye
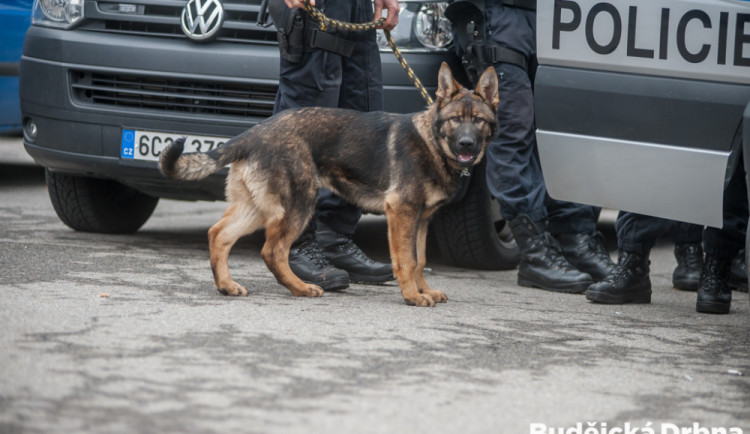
[[450, 116, 462, 123], [473, 116, 485, 124]]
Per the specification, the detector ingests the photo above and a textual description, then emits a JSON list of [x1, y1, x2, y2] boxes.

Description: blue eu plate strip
[[121, 129, 135, 159]]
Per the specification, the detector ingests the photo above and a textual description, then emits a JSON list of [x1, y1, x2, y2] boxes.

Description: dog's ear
[[474, 66, 499, 112], [435, 62, 462, 104]]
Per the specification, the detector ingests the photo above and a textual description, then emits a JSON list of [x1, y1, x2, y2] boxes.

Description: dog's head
[[432, 62, 499, 169]]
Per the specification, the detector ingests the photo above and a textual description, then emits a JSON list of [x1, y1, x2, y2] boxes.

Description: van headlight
[[377, 2, 453, 53], [32, 0, 84, 29]]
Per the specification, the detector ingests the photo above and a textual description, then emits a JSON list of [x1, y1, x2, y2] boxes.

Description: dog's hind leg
[[208, 202, 263, 296], [385, 197, 436, 307], [415, 213, 447, 303], [261, 216, 324, 298]]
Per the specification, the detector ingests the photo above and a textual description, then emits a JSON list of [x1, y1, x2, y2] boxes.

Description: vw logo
[[181, 0, 224, 42]]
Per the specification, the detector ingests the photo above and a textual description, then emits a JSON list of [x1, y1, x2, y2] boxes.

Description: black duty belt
[[488, 44, 528, 72], [306, 26, 355, 57], [501, 0, 536, 11]]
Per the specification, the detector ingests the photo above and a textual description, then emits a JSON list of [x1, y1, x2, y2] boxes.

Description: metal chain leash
[[301, 0, 434, 106]]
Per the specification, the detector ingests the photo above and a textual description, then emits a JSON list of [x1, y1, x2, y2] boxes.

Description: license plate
[[120, 129, 229, 161]]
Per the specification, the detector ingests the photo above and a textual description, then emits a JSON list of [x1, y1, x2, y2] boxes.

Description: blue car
[[0, 0, 32, 134]]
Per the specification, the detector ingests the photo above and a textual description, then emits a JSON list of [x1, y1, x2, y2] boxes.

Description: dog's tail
[[159, 136, 240, 181]]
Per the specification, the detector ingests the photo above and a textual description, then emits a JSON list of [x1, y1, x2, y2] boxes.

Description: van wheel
[[430, 161, 520, 270], [46, 170, 158, 234]]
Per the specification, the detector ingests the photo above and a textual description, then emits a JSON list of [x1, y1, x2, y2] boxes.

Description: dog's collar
[[459, 168, 471, 177]]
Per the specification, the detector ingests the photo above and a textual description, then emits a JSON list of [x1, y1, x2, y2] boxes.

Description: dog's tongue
[[458, 153, 474, 163]]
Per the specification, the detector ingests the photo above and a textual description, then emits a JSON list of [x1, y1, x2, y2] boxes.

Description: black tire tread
[[45, 170, 158, 234], [431, 162, 520, 270]]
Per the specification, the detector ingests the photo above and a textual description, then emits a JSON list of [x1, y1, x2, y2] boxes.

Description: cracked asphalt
[[1, 138, 749, 434]]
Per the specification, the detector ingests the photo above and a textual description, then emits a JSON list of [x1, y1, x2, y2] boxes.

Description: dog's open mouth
[[457, 153, 475, 164]]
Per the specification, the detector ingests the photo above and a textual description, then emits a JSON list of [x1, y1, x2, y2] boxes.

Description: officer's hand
[[374, 0, 399, 31], [283, 0, 313, 8]]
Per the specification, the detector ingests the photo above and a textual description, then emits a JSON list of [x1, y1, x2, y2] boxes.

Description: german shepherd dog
[[159, 63, 498, 307]]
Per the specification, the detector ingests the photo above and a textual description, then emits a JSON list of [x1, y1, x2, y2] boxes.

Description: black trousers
[[483, 4, 601, 235], [615, 214, 703, 253], [272, 0, 383, 235]]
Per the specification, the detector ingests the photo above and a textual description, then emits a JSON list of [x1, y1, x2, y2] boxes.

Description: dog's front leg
[[415, 213, 447, 303], [385, 198, 436, 307]]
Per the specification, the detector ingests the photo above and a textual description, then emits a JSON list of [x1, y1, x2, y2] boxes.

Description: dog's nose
[[459, 138, 474, 149]]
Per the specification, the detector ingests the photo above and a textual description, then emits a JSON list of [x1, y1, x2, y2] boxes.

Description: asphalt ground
[[1, 134, 748, 434]]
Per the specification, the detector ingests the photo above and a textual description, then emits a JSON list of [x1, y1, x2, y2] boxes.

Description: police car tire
[[431, 161, 520, 270], [46, 170, 159, 234]]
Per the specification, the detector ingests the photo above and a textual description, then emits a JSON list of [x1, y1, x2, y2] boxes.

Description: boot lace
[[337, 235, 376, 265], [676, 244, 703, 271], [602, 252, 646, 285], [291, 233, 331, 269], [530, 233, 576, 271], [587, 232, 614, 265], [701, 259, 730, 294]]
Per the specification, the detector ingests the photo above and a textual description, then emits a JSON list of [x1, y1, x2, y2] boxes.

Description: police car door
[[534, 0, 750, 227]]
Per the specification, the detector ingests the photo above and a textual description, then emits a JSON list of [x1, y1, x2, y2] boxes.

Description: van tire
[[430, 161, 520, 270], [46, 170, 158, 234]]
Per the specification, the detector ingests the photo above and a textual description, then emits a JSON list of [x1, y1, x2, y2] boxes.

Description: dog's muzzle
[[455, 137, 478, 166]]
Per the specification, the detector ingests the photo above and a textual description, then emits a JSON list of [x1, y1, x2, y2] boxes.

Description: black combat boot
[[584, 251, 651, 304], [555, 232, 617, 281], [509, 215, 593, 293], [289, 231, 350, 291], [672, 243, 703, 291], [728, 249, 748, 293], [317, 223, 395, 284], [696, 255, 732, 314]]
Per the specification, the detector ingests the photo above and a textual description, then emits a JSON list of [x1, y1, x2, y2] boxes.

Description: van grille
[[82, 0, 277, 44], [70, 70, 277, 118]]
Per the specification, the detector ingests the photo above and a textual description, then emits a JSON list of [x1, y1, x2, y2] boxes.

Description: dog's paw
[[404, 294, 436, 307], [291, 284, 324, 297], [217, 281, 249, 297], [426, 289, 447, 303]]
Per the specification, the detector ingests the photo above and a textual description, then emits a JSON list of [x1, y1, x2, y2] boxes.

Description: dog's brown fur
[[159, 63, 499, 306]]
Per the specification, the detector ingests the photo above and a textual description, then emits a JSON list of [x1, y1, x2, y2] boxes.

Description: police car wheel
[[46, 170, 159, 234], [430, 161, 520, 270]]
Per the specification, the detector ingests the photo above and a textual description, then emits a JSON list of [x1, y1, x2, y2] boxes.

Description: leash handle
[[301, 0, 434, 106]]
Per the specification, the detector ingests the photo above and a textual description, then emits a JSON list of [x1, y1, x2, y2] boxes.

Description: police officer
[[447, 0, 616, 293], [272, 0, 399, 290]]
